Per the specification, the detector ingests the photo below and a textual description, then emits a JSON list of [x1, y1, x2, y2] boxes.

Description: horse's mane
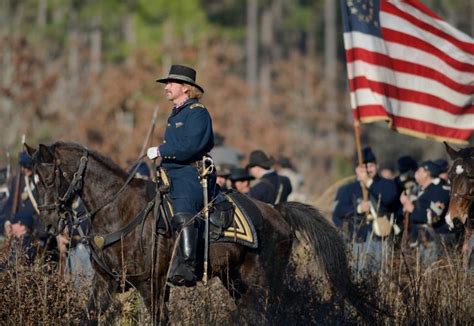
[[52, 141, 128, 177], [457, 146, 474, 160]]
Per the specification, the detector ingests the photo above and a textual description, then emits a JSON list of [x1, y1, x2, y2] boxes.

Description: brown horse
[[444, 142, 473, 268], [27, 141, 375, 324]]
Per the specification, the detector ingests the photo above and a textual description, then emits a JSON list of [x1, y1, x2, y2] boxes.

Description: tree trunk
[[324, 0, 338, 148], [37, 0, 47, 28], [90, 15, 102, 75], [123, 12, 136, 67], [246, 0, 258, 106], [259, 6, 272, 110]]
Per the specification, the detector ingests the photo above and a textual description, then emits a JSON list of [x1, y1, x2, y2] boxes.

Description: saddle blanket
[[155, 188, 262, 249], [209, 191, 263, 249]]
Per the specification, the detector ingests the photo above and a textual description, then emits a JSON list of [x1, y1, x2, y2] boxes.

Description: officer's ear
[[38, 144, 54, 163]]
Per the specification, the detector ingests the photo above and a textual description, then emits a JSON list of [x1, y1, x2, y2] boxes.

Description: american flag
[[341, 0, 474, 144]]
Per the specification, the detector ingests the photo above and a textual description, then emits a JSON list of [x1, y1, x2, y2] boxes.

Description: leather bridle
[[36, 150, 89, 233]]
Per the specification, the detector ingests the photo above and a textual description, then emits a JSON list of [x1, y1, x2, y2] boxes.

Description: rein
[[36, 150, 154, 280]]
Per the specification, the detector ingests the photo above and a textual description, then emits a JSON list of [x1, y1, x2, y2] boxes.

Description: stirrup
[[168, 275, 196, 287], [168, 263, 197, 287]]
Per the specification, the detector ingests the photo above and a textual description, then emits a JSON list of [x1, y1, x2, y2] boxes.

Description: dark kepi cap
[[397, 155, 418, 173], [229, 167, 254, 182], [156, 65, 204, 93], [11, 212, 35, 229], [433, 159, 448, 174], [19, 151, 33, 169], [362, 147, 377, 164], [419, 160, 438, 176], [246, 150, 274, 170]]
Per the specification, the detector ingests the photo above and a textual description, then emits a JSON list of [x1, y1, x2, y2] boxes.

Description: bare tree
[[246, 0, 258, 105]]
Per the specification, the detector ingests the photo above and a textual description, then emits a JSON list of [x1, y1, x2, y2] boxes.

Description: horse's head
[[27, 142, 89, 235], [444, 142, 474, 231]]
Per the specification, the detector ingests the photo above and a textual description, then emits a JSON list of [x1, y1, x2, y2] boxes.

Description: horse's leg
[[82, 273, 119, 325], [135, 236, 173, 325], [462, 228, 472, 269], [135, 273, 170, 325], [232, 253, 270, 324]]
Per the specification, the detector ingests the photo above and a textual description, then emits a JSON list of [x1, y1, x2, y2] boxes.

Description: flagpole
[[353, 121, 368, 201]]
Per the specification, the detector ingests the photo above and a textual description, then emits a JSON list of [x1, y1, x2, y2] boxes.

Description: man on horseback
[[147, 64, 215, 286]]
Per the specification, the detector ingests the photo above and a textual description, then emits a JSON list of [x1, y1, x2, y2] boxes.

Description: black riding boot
[[169, 213, 197, 287]]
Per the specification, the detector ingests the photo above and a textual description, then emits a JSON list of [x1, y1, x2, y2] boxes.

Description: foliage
[[0, 0, 472, 197]]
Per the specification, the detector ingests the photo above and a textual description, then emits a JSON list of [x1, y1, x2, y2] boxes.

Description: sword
[[200, 156, 214, 285]]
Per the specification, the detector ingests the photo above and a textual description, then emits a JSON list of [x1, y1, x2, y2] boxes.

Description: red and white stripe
[[343, 0, 474, 143]]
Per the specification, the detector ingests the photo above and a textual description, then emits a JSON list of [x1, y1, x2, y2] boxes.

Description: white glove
[[147, 146, 160, 160]]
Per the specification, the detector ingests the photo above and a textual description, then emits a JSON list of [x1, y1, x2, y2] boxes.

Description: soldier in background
[[0, 167, 10, 236], [0, 213, 36, 270], [393, 155, 418, 240], [229, 167, 254, 194], [274, 156, 306, 202], [333, 147, 398, 272], [247, 150, 292, 205], [433, 159, 449, 184], [400, 161, 450, 266], [4, 152, 60, 268]]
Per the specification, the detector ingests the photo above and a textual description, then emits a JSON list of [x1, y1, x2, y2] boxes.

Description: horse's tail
[[275, 201, 382, 323]]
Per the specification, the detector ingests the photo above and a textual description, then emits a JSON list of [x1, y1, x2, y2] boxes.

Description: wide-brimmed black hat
[[229, 167, 254, 182], [156, 64, 204, 93], [246, 150, 274, 169]]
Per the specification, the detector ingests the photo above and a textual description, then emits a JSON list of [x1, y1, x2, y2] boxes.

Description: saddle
[[208, 190, 262, 248], [154, 186, 262, 249]]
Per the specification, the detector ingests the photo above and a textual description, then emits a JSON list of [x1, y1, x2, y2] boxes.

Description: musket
[[401, 189, 412, 251], [139, 105, 160, 157], [5, 147, 11, 182], [11, 135, 26, 215]]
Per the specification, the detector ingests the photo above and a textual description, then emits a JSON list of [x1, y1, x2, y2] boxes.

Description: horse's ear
[[38, 144, 54, 163], [24, 143, 37, 156], [444, 141, 459, 160]]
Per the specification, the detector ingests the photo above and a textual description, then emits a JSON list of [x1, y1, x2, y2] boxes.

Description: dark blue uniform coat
[[159, 98, 214, 214], [4, 175, 39, 229], [332, 175, 398, 241], [249, 171, 291, 204], [410, 181, 450, 227]]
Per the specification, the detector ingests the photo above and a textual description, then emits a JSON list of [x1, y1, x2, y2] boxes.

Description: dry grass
[[0, 239, 472, 325], [0, 242, 88, 324]]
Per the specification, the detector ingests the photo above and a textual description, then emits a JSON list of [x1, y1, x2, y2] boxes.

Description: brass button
[[163, 140, 166, 144], [167, 123, 171, 127]]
